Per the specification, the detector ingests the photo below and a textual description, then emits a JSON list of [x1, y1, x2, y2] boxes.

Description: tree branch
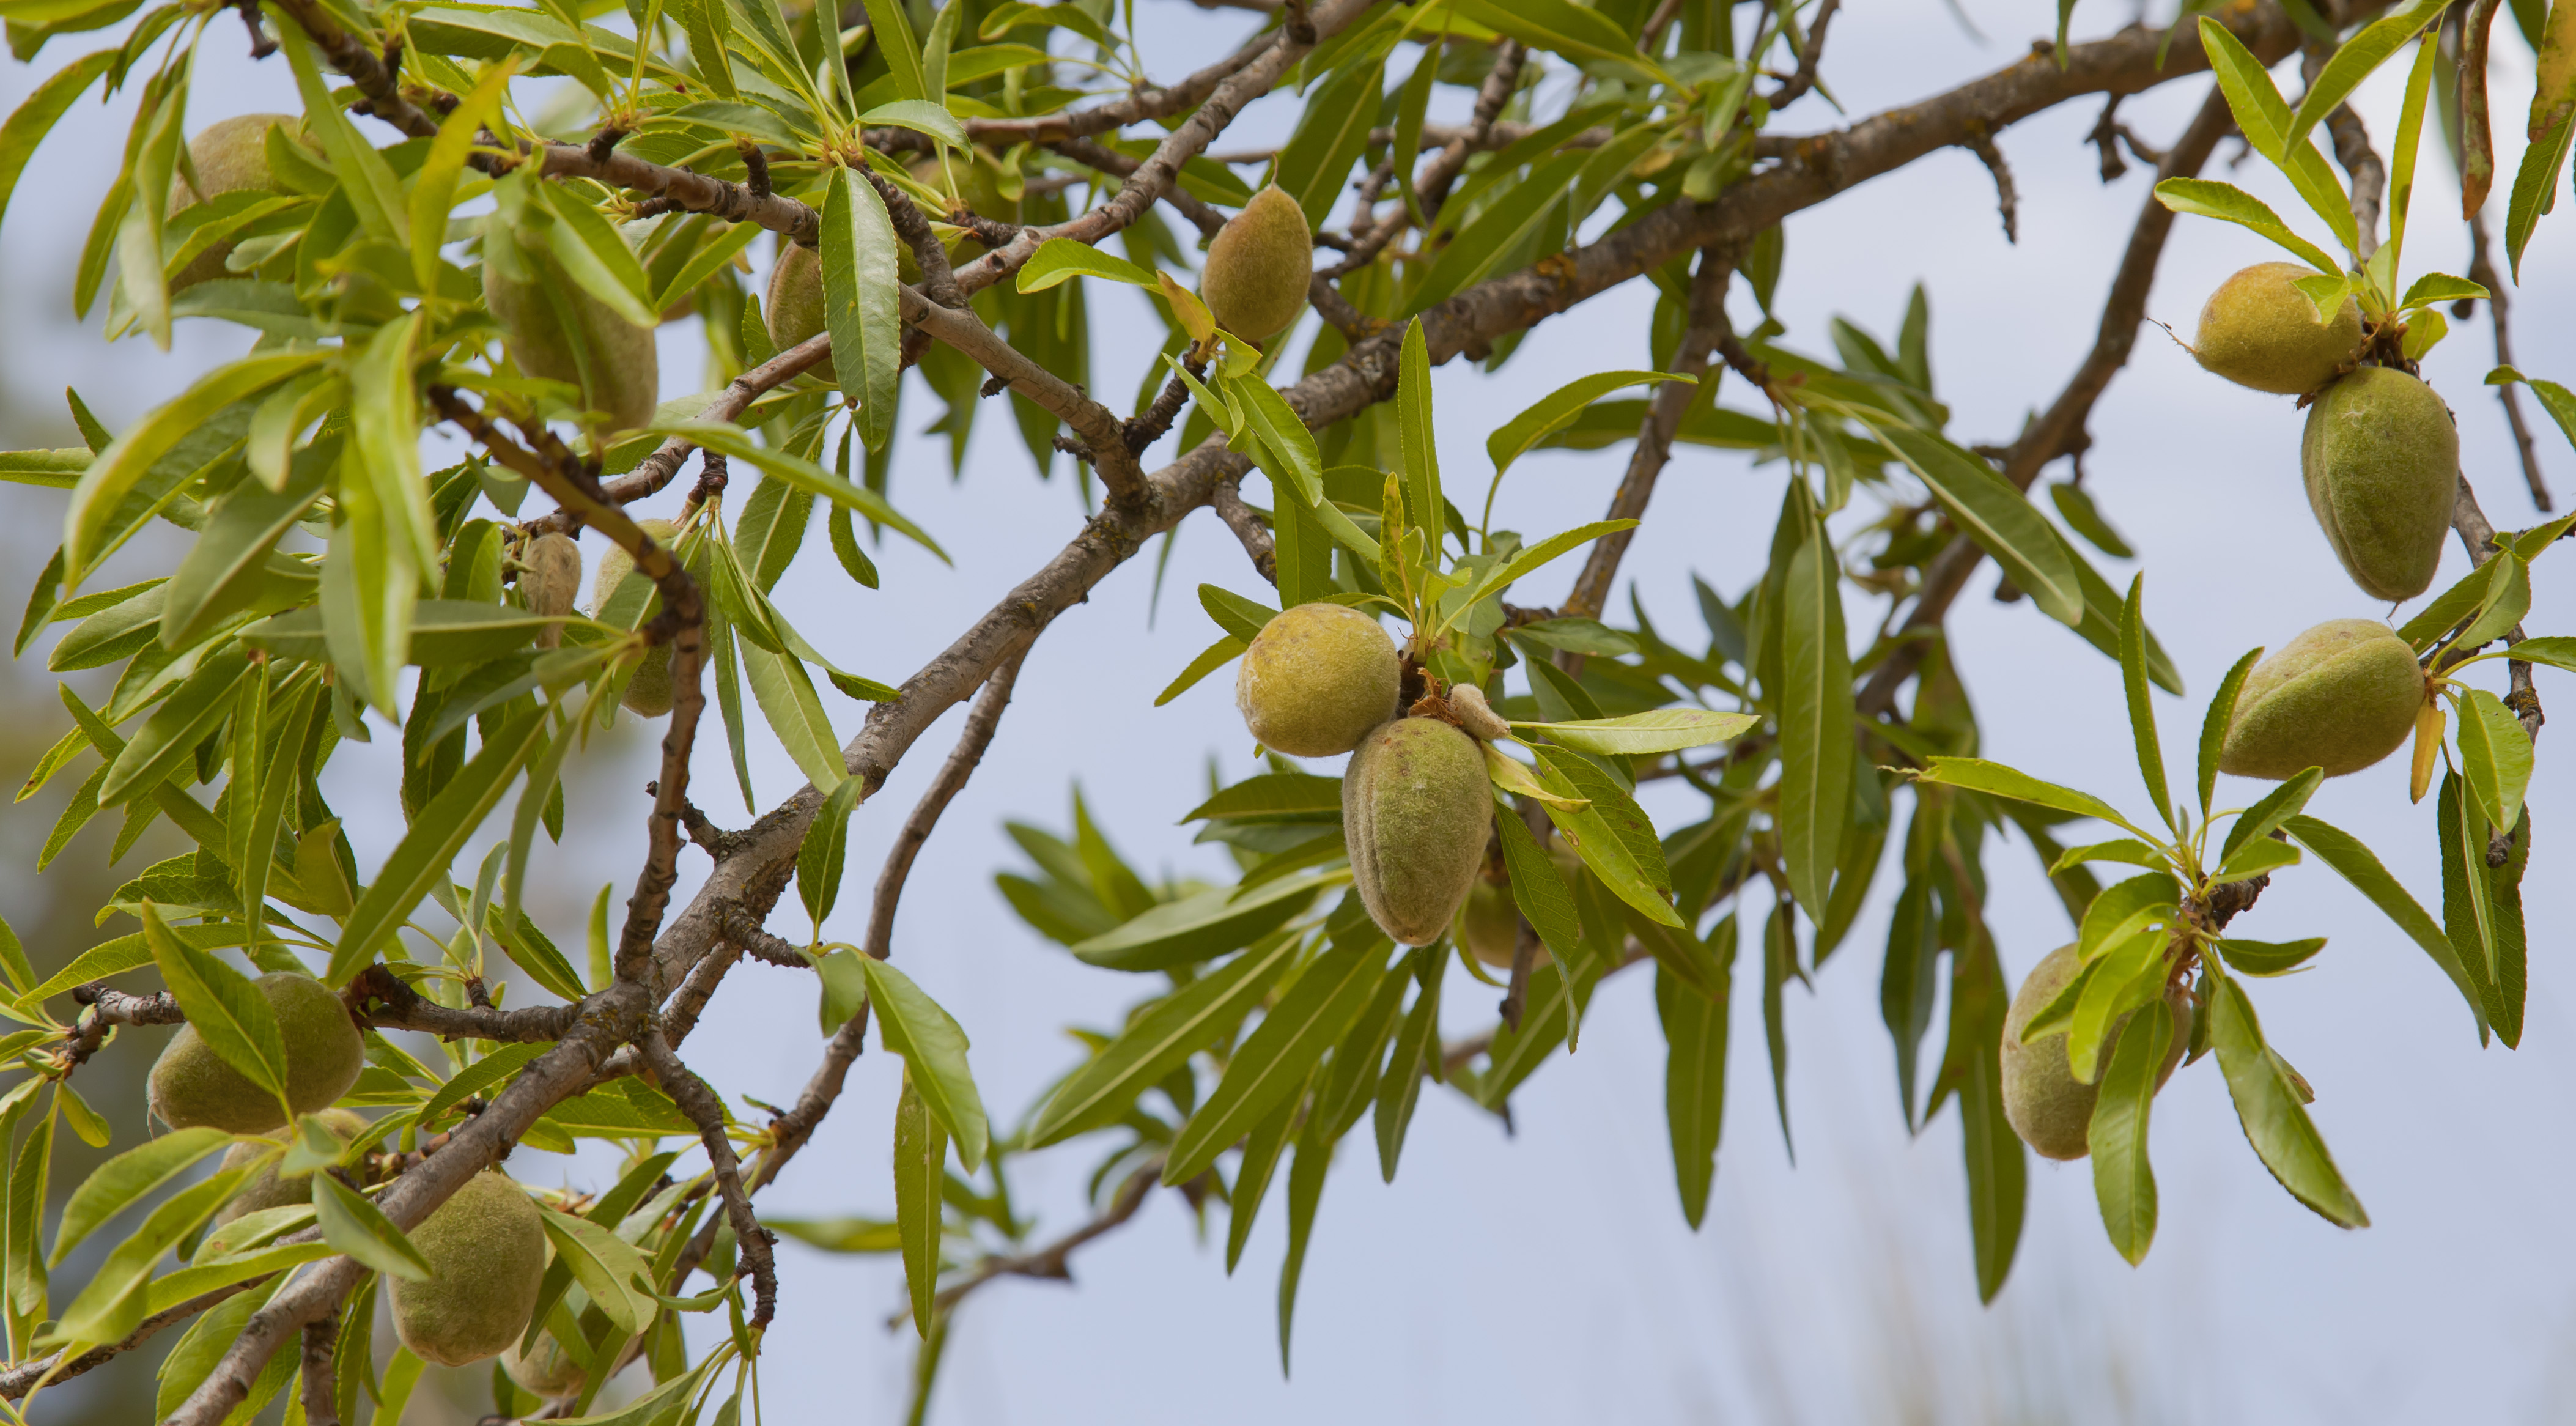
[[347, 964, 584, 1043], [914, 1160, 1162, 1322], [297, 1312, 339, 1426], [865, 643, 1029, 961], [1209, 470, 1279, 584], [1417, 42, 1527, 221], [2465, 208, 2553, 511], [1962, 131, 2020, 243], [1858, 83, 2237, 717], [1560, 247, 1737, 622], [900, 289, 1147, 506], [636, 1029, 775, 1329]]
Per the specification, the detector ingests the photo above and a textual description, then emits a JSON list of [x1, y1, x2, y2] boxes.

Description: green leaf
[[2456, 688, 2533, 837], [310, 1173, 432, 1282], [1911, 757, 2145, 838], [798, 774, 865, 932], [1406, 149, 1587, 316], [48, 1125, 228, 1267], [655, 421, 942, 558], [1510, 707, 1756, 756], [161, 456, 326, 651], [2284, 814, 2487, 1040], [1197, 583, 1278, 643], [1485, 369, 1694, 486], [860, 957, 989, 1172], [331, 707, 550, 983], [0, 49, 111, 239], [1029, 934, 1299, 1147], [1655, 943, 1730, 1229], [244, 599, 552, 668], [1867, 424, 2082, 627], [1528, 747, 1680, 928], [2087, 997, 2171, 1265], [1494, 806, 1582, 973], [1444, 0, 1663, 83], [1225, 1076, 1305, 1274], [1777, 518, 1852, 914], [1183, 772, 1341, 822], [864, 0, 930, 102], [2219, 767, 2322, 864], [2152, 177, 2341, 273], [1164, 939, 1390, 1186], [2198, 648, 2260, 818], [1070, 870, 1335, 972], [1456, 519, 1637, 614], [1952, 941, 2024, 1302], [822, 166, 904, 451], [739, 642, 844, 794], [97, 645, 252, 805], [2210, 978, 2367, 1227], [412, 64, 509, 293], [146, 903, 291, 1117], [859, 98, 964, 150], [1272, 56, 1385, 231], [2217, 937, 2327, 977], [1015, 236, 1156, 292], [2194, 17, 2358, 252], [50, 1163, 248, 1349], [2399, 272, 2489, 309], [2116, 577, 2174, 832], [62, 351, 322, 586], [1397, 319, 1441, 558], [1373, 949, 1445, 1183], [893, 1070, 945, 1338], [1155, 634, 1247, 706], [2283, 0, 2450, 158], [2047, 479, 2133, 558], [537, 1206, 657, 1335]]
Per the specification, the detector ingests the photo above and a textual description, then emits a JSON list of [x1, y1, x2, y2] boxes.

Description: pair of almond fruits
[[1997, 264, 2466, 1162], [144, 972, 586, 1397]]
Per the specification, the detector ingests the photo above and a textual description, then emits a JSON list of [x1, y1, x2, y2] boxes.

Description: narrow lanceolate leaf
[[2116, 577, 2174, 832], [331, 708, 550, 983], [2153, 179, 2341, 275], [1511, 709, 1757, 756], [1029, 934, 1299, 1148], [145, 903, 290, 1117], [63, 352, 323, 585], [798, 774, 865, 932], [1486, 371, 1695, 487], [1165, 941, 1390, 1186], [2198, 648, 2262, 818], [311, 1174, 432, 1282], [2439, 772, 2504, 1018], [2210, 979, 2367, 1227], [739, 642, 843, 794], [1373, 949, 1446, 1183], [2088, 998, 2171, 1266], [822, 166, 903, 451], [1015, 237, 1157, 292], [893, 1071, 946, 1338], [1954, 941, 2026, 1303], [0, 50, 112, 239], [2195, 17, 2358, 253], [2456, 688, 2534, 837], [1656, 948, 1731, 1230], [1777, 522, 1852, 914], [2284, 814, 2487, 1041], [2283, 0, 2452, 158], [411, 61, 512, 294], [97, 644, 253, 805], [537, 1207, 657, 1335], [1869, 424, 2082, 627], [860, 958, 989, 1172], [48, 1126, 229, 1266], [1397, 319, 1441, 554], [1913, 757, 2146, 838], [50, 1166, 248, 1348]]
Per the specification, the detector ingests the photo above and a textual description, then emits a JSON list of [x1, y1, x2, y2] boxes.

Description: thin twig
[[865, 642, 1030, 961], [1767, 0, 1840, 109], [910, 1161, 1162, 1323], [1962, 131, 2018, 243], [1209, 471, 1279, 585], [1417, 42, 1526, 221], [2465, 208, 2553, 511], [637, 1029, 775, 1329]]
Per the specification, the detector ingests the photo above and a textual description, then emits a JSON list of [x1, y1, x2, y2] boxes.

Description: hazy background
[[4, 1, 2572, 1422]]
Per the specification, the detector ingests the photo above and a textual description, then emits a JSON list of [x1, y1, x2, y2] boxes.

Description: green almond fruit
[[2302, 366, 2459, 601], [389, 1170, 548, 1367], [484, 224, 661, 432], [168, 114, 317, 291], [2219, 619, 2425, 780], [591, 519, 681, 719], [520, 532, 582, 652], [1200, 185, 1313, 343], [1345, 717, 1492, 946], [2192, 261, 2364, 396], [1999, 944, 2191, 1162], [1235, 603, 1401, 758], [147, 972, 363, 1134], [504, 1327, 589, 1400], [763, 244, 836, 383], [213, 1107, 369, 1227]]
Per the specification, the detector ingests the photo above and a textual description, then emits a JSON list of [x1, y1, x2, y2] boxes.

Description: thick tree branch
[[297, 1313, 339, 1426], [865, 643, 1029, 961]]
